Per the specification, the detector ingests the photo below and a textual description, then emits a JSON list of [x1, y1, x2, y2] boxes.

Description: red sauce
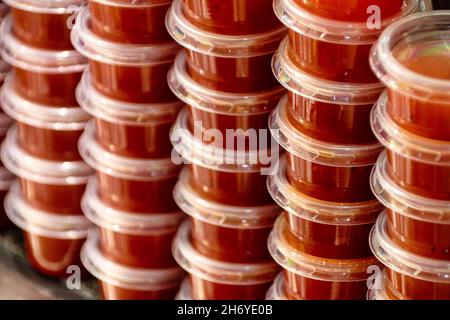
[[9, 7, 75, 50], [287, 91, 376, 144], [288, 32, 378, 83], [186, 50, 279, 93], [293, 0, 404, 22], [387, 44, 450, 141], [23, 232, 85, 278], [182, 0, 281, 35], [386, 208, 449, 261], [286, 152, 376, 203], [190, 275, 273, 300], [387, 150, 449, 201], [99, 282, 179, 300], [89, 0, 172, 44], [191, 217, 274, 263], [287, 211, 376, 259], [99, 227, 178, 269]]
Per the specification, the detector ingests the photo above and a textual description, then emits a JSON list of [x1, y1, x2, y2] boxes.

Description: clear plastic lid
[[268, 157, 382, 225], [274, 0, 419, 44], [71, 7, 180, 66], [168, 52, 285, 115], [273, 38, 384, 105], [0, 166, 15, 190], [0, 16, 86, 73], [79, 120, 181, 181], [371, 152, 450, 224], [175, 277, 192, 300], [3, 0, 85, 13], [171, 108, 277, 173], [5, 181, 92, 239], [265, 273, 288, 300], [270, 96, 383, 167], [269, 214, 378, 282], [1, 126, 93, 185], [172, 220, 279, 285], [77, 70, 182, 125], [90, 0, 170, 6], [82, 178, 185, 235], [173, 167, 280, 229], [370, 11, 450, 101], [370, 213, 450, 284], [371, 92, 450, 166], [366, 270, 392, 301], [166, 0, 286, 58], [1, 75, 89, 130], [81, 230, 185, 291]]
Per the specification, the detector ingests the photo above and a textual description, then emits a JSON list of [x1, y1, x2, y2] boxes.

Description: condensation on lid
[[268, 157, 382, 225], [274, 0, 419, 44], [1, 75, 89, 130], [5, 181, 91, 239], [82, 178, 185, 235], [77, 70, 183, 125], [270, 96, 383, 167], [171, 108, 278, 173], [273, 38, 384, 105], [89, 0, 171, 7], [370, 213, 450, 284], [265, 273, 288, 300], [166, 0, 286, 58], [0, 166, 15, 190], [370, 11, 450, 99], [173, 167, 280, 229], [3, 0, 85, 13], [371, 152, 450, 224], [0, 16, 86, 73], [172, 220, 279, 286], [79, 120, 181, 181], [1, 126, 93, 185], [71, 7, 180, 66], [371, 92, 450, 165], [269, 214, 378, 282], [81, 230, 185, 291], [168, 52, 284, 115]]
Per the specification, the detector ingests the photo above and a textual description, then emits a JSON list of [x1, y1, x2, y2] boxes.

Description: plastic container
[[82, 178, 184, 269], [274, 0, 419, 83], [370, 11, 450, 141], [273, 39, 384, 144], [71, 7, 179, 103], [370, 213, 450, 300], [371, 92, 450, 201], [171, 108, 277, 206], [269, 214, 379, 300], [366, 271, 398, 300], [182, 0, 280, 35], [0, 167, 15, 229], [79, 121, 181, 213], [265, 273, 288, 300], [0, 111, 13, 143], [88, 0, 172, 44], [175, 277, 191, 300], [81, 230, 185, 300], [5, 181, 91, 278], [4, 0, 84, 50], [371, 153, 450, 260], [77, 70, 182, 159], [1, 16, 86, 107], [268, 158, 382, 259], [291, 0, 405, 22], [1, 76, 89, 161], [166, 0, 285, 93], [174, 167, 280, 263], [172, 220, 279, 300], [1, 127, 93, 215], [270, 97, 382, 202]]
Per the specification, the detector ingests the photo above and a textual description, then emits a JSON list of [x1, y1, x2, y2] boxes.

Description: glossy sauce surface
[[99, 281, 179, 300]]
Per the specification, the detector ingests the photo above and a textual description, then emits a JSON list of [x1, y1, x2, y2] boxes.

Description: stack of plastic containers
[[71, 2, 185, 300], [166, 0, 285, 299], [0, 1, 14, 230], [0, 0, 93, 278], [266, 0, 419, 299], [368, 11, 450, 300]]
